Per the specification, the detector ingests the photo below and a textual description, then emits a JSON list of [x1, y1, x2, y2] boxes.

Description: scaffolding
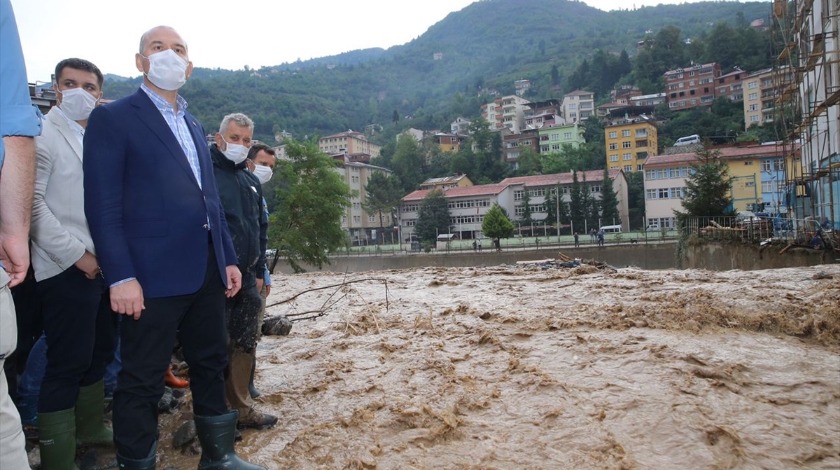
[[772, 0, 840, 239]]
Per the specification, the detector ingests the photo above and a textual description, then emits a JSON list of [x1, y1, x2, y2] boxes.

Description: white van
[[674, 134, 700, 146], [599, 225, 622, 233]]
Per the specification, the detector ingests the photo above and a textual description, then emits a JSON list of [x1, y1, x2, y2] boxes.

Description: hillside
[[102, 0, 774, 143]]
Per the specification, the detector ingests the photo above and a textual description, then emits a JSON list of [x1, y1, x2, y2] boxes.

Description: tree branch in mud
[[265, 277, 390, 322]]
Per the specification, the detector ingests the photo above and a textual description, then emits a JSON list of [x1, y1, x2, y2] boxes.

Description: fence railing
[[682, 215, 836, 250]]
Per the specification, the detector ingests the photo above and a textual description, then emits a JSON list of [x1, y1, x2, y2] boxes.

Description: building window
[[624, 165, 633, 172], [623, 153, 632, 160], [744, 161, 753, 166], [761, 160, 772, 171], [623, 141, 632, 149], [608, 131, 617, 138], [622, 130, 631, 137], [609, 143, 618, 150], [610, 155, 619, 162]]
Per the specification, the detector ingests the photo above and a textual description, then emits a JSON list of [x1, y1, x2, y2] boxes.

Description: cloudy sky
[[10, 0, 771, 83]]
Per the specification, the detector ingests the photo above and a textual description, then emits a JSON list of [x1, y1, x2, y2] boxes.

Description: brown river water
[[77, 263, 840, 469]]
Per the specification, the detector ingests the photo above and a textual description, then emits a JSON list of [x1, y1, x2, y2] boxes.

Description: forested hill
[[102, 0, 773, 143]]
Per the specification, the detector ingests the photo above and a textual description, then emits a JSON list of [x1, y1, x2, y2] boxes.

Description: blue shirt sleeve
[[0, 0, 42, 167]]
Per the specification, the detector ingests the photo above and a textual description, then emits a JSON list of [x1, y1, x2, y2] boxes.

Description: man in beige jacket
[[30, 58, 115, 468]]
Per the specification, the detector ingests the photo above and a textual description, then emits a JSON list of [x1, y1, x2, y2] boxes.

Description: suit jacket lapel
[[47, 109, 83, 163], [129, 90, 201, 189]]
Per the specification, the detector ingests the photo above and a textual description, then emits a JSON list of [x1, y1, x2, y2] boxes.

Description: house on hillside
[[561, 89, 595, 122], [319, 130, 381, 159], [605, 117, 658, 173], [664, 62, 720, 111]]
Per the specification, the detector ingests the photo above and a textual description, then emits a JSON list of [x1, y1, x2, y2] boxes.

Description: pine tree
[[679, 147, 733, 216], [599, 169, 620, 227]]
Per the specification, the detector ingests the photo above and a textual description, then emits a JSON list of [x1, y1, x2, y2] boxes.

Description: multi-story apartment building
[[336, 157, 395, 245], [399, 169, 629, 240], [319, 130, 381, 159], [561, 90, 595, 122], [774, 0, 838, 228], [524, 99, 562, 129], [450, 117, 472, 135], [628, 92, 666, 107], [664, 62, 721, 111], [604, 117, 658, 173], [514, 79, 532, 96], [433, 132, 463, 153], [716, 67, 747, 102], [538, 123, 585, 154], [503, 128, 540, 166], [643, 143, 793, 229], [743, 68, 774, 128], [481, 95, 531, 132], [481, 100, 502, 130]]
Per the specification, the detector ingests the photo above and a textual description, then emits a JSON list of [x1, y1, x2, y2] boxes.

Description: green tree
[[678, 146, 733, 216], [599, 169, 619, 226], [268, 138, 351, 272], [362, 172, 403, 244], [520, 187, 534, 227], [481, 203, 514, 251], [414, 189, 450, 244], [513, 147, 542, 176], [569, 171, 586, 232], [625, 171, 646, 230], [391, 134, 426, 192]]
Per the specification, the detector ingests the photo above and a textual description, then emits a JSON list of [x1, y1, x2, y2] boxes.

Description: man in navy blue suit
[[83, 25, 262, 469]]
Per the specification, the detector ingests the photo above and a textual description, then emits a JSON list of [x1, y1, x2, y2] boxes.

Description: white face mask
[[58, 87, 98, 121], [143, 49, 188, 91], [252, 165, 273, 185], [220, 136, 249, 165]]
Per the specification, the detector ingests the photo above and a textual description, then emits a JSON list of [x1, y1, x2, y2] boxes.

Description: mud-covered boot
[[195, 411, 264, 470]]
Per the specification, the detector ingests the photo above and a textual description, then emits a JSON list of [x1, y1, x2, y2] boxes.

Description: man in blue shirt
[[0, 0, 43, 466]]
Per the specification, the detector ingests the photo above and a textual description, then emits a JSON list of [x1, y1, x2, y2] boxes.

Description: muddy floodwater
[[153, 263, 840, 469]]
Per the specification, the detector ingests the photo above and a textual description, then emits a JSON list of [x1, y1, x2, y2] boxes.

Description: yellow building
[[604, 117, 658, 173]]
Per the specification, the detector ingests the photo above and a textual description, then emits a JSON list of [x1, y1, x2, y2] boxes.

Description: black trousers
[[113, 246, 229, 459], [36, 267, 115, 412]]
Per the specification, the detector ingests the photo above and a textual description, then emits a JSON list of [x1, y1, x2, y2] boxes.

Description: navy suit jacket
[[83, 89, 237, 298]]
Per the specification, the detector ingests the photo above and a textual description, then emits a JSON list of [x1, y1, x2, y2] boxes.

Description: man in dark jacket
[[210, 113, 277, 429]]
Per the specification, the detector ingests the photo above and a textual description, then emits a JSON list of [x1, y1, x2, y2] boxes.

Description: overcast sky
[[10, 0, 771, 83]]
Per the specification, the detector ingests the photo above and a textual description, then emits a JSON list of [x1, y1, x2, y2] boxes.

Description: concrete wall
[[272, 241, 837, 274], [273, 243, 679, 274], [681, 242, 838, 271]]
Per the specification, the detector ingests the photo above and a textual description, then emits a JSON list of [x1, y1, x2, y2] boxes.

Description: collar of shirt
[[52, 106, 85, 140], [140, 82, 188, 117]]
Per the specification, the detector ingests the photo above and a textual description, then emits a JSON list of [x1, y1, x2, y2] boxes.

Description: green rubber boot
[[75, 379, 114, 447], [195, 411, 265, 470], [38, 408, 79, 470]]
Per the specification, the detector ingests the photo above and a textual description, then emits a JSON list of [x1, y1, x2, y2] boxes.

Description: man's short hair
[[247, 143, 276, 161], [54, 58, 104, 88], [219, 113, 254, 134]]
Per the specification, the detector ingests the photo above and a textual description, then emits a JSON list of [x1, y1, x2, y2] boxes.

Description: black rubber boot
[[195, 411, 265, 470], [116, 441, 156, 469]]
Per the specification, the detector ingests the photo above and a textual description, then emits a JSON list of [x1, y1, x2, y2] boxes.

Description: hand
[[264, 284, 271, 297], [110, 280, 145, 319], [74, 251, 100, 280], [225, 265, 241, 298], [256, 278, 264, 294], [0, 234, 29, 288]]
